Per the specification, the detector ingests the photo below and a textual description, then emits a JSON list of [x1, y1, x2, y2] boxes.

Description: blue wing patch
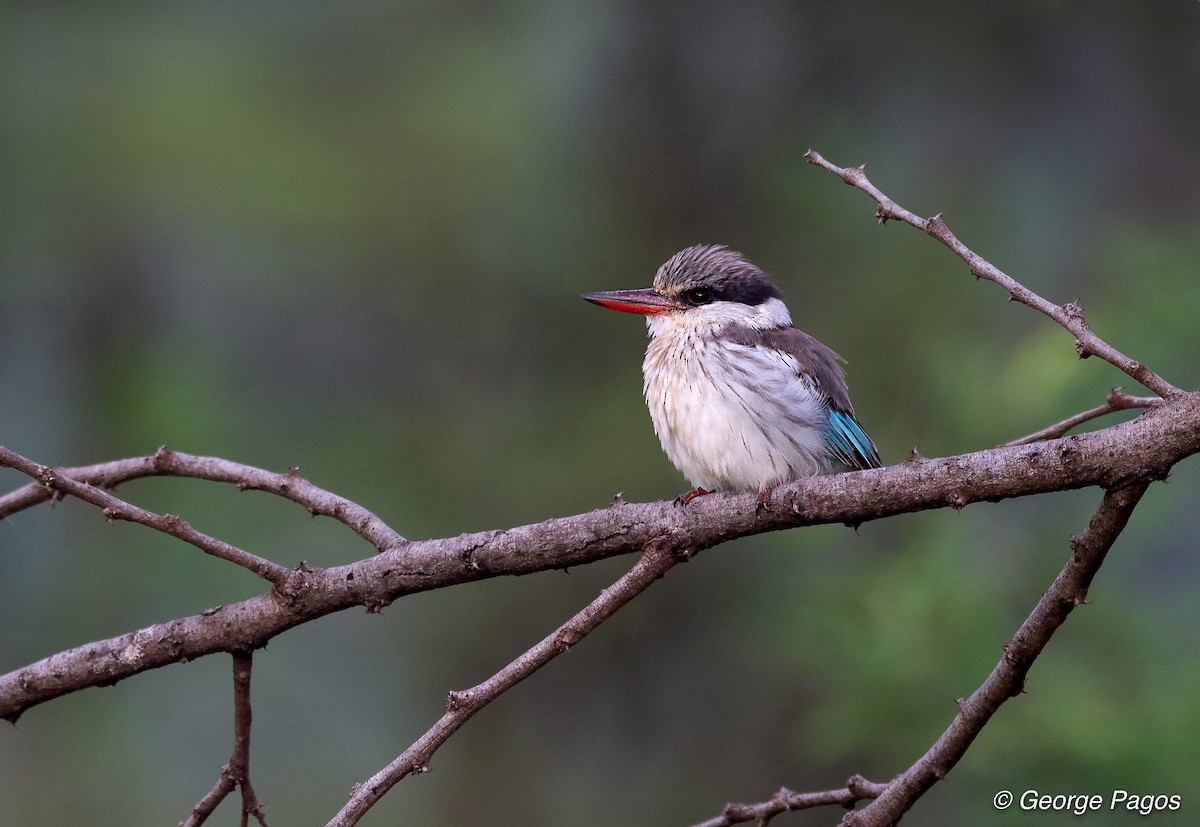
[[825, 409, 883, 470]]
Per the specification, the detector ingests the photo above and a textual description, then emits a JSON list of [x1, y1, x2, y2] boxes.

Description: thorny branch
[[700, 482, 1149, 826], [841, 481, 1150, 827], [183, 652, 269, 827], [328, 538, 688, 827], [804, 149, 1182, 401], [690, 776, 889, 827]]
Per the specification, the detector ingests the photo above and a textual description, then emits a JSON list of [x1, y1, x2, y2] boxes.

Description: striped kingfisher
[[583, 244, 882, 509]]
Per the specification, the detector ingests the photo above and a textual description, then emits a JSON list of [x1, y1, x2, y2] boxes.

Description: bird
[[582, 244, 882, 510]]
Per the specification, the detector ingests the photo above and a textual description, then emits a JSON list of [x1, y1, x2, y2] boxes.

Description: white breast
[[641, 317, 832, 492]]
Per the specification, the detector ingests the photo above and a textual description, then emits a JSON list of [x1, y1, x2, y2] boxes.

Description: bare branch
[[803, 149, 1183, 400], [0, 446, 293, 586], [697, 482, 1150, 827], [841, 480, 1150, 826], [3, 391, 1198, 723], [328, 537, 688, 827], [1002, 389, 1161, 447], [233, 653, 269, 827], [0, 446, 405, 550], [182, 652, 268, 827], [689, 776, 888, 827]]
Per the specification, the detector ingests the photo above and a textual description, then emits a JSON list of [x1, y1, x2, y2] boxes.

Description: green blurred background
[[2, 2, 1198, 824]]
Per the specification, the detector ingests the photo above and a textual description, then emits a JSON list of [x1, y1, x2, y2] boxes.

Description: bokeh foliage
[[1, 2, 1198, 824]]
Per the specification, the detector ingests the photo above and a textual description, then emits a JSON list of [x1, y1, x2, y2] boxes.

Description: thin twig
[[689, 776, 888, 827], [1002, 389, 1160, 447], [327, 537, 689, 827], [182, 652, 269, 827], [233, 653, 269, 827], [804, 149, 1182, 400], [0, 446, 293, 586], [0, 445, 405, 550]]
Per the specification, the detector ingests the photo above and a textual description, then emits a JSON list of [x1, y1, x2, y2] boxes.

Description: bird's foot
[[674, 487, 711, 506], [755, 482, 780, 515]]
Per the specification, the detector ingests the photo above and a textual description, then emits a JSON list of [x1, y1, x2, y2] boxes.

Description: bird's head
[[582, 245, 792, 337]]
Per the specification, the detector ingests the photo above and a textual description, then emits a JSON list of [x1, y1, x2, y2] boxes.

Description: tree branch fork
[[2, 389, 1197, 724], [2, 151, 1196, 825]]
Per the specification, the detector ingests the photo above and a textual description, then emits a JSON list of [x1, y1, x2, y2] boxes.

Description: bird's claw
[[755, 483, 779, 515], [674, 487, 711, 506]]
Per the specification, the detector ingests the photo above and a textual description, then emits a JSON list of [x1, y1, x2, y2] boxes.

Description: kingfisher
[[582, 244, 882, 509]]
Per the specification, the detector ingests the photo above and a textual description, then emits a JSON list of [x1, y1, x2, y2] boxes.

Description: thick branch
[[329, 537, 687, 826], [2, 392, 1198, 722], [804, 150, 1182, 400]]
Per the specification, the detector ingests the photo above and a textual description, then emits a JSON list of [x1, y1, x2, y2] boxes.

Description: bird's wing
[[726, 324, 883, 470]]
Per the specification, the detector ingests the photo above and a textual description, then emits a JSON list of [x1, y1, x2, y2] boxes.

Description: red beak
[[581, 288, 686, 316]]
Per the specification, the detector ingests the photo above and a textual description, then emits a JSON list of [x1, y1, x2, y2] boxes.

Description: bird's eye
[[685, 287, 713, 305]]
